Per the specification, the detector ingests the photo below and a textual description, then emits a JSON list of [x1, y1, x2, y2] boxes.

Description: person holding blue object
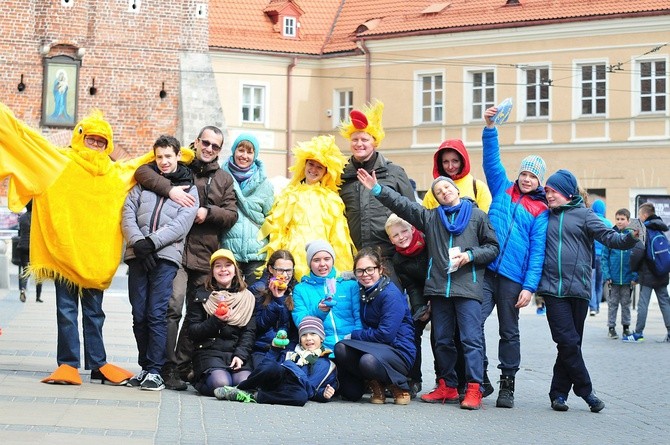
[[357, 168, 499, 410], [292, 240, 361, 353], [480, 106, 549, 408]]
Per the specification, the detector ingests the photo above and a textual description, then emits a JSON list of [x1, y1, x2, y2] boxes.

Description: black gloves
[[141, 253, 158, 272], [133, 237, 155, 259]]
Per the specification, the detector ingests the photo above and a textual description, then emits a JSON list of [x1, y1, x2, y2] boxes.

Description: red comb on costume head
[[350, 110, 368, 130]]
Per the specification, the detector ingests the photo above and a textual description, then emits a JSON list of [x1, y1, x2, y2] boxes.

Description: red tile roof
[[210, 0, 670, 56]]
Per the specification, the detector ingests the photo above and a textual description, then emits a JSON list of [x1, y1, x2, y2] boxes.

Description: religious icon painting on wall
[[42, 55, 80, 127]]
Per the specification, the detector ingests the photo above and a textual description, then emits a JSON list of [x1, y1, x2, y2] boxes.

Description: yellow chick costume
[[0, 102, 156, 384], [260, 135, 355, 280]]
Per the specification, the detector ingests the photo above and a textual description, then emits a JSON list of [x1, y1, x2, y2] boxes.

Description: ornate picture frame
[[42, 55, 81, 127]]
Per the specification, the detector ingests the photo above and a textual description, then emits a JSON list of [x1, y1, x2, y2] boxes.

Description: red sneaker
[[420, 378, 459, 404], [460, 382, 483, 410]]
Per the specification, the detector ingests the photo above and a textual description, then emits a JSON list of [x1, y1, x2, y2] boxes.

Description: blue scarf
[[437, 199, 472, 235], [226, 157, 257, 189]]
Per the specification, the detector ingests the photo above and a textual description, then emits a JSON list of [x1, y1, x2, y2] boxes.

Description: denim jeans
[[589, 258, 603, 312], [431, 295, 483, 387], [544, 295, 592, 400], [55, 280, 106, 370], [128, 259, 178, 374], [635, 285, 670, 334], [481, 270, 522, 376]]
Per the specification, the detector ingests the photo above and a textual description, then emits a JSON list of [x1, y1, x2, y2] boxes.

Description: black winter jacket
[[630, 215, 670, 288]]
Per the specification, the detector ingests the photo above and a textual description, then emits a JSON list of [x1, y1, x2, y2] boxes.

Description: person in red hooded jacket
[[422, 139, 491, 213]]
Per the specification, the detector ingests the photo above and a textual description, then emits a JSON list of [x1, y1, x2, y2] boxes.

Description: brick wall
[[0, 0, 210, 158]]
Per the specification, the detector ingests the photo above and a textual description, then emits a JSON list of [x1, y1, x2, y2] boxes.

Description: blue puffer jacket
[[292, 269, 362, 352], [221, 154, 274, 263], [351, 278, 416, 368], [591, 199, 613, 256], [482, 127, 549, 292], [537, 196, 638, 300], [601, 226, 638, 285]]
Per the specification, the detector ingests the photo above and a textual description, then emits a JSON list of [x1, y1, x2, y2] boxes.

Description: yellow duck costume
[[260, 135, 355, 280], [0, 102, 157, 385]]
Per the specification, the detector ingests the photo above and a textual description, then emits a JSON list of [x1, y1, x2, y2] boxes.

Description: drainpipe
[[286, 57, 297, 176], [356, 39, 371, 102]]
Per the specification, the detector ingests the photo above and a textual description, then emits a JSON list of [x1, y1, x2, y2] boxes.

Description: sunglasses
[[199, 138, 222, 151]]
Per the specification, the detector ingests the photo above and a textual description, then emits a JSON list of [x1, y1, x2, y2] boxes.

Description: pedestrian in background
[[601, 208, 636, 339], [17, 200, 42, 303]]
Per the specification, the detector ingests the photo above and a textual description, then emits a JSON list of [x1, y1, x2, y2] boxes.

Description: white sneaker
[[127, 369, 149, 387], [140, 373, 165, 391]]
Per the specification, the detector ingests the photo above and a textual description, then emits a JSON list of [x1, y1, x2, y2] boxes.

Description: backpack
[[645, 227, 670, 276]]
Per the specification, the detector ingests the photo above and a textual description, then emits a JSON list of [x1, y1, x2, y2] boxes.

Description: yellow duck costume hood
[[0, 102, 155, 290]]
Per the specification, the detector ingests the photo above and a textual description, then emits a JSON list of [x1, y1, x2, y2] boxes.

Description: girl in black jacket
[[187, 249, 256, 397]]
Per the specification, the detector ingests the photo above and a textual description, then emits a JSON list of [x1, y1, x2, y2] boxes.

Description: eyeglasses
[[84, 136, 107, 148], [271, 266, 293, 275], [354, 266, 378, 277], [199, 138, 222, 152]]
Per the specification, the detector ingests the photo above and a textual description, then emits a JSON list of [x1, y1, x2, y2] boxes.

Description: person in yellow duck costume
[[0, 102, 163, 385], [260, 135, 355, 280]]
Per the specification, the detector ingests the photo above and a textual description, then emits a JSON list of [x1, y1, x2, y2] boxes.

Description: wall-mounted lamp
[[17, 74, 25, 92], [89, 78, 97, 96], [76, 47, 86, 59], [39, 43, 52, 56], [159, 82, 167, 99]]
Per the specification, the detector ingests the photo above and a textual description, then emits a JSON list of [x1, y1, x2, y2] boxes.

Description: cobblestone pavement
[[1, 267, 668, 444]]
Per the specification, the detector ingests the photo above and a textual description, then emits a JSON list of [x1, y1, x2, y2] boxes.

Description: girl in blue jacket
[[292, 240, 361, 353], [335, 247, 416, 405]]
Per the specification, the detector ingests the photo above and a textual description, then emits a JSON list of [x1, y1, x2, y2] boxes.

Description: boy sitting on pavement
[[357, 169, 499, 410], [214, 316, 337, 406]]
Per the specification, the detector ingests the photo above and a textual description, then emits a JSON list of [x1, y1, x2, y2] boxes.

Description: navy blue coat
[[351, 279, 416, 368]]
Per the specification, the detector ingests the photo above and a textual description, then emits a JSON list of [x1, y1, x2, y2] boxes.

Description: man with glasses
[[135, 125, 238, 390], [0, 103, 156, 386]]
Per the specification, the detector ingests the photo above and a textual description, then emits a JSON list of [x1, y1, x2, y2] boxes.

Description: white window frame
[[283, 16, 296, 37], [523, 66, 550, 120], [241, 83, 267, 125], [466, 69, 495, 122], [333, 89, 353, 128], [414, 71, 444, 124], [636, 58, 667, 115], [577, 62, 607, 117]]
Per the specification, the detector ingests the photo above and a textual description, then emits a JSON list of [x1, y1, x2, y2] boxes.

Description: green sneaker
[[213, 386, 256, 403]]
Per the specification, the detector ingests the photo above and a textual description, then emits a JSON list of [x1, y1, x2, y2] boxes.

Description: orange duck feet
[[41, 364, 82, 385], [92, 363, 134, 385]]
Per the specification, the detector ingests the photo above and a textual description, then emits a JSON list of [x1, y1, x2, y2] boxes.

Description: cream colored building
[[210, 1, 670, 218]]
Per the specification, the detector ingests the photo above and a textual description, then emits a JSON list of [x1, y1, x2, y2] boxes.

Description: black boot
[[496, 375, 515, 408], [482, 370, 494, 398]]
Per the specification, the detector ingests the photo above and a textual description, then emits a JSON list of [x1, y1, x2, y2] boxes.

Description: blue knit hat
[[545, 169, 578, 199], [230, 133, 259, 161], [518, 155, 546, 185]]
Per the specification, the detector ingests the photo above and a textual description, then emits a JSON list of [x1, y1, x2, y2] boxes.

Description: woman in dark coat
[[335, 247, 416, 405], [187, 249, 256, 397]]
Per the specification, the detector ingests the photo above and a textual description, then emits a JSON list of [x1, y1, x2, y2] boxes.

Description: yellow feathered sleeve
[[0, 102, 69, 212], [260, 184, 355, 280]]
